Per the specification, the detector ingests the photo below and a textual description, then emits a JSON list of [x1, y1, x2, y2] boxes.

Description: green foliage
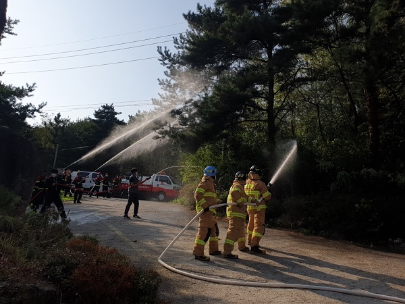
[[0, 81, 45, 134], [0, 185, 23, 216], [0, 215, 23, 233], [179, 146, 219, 184], [43, 238, 161, 304], [171, 183, 196, 210], [0, 236, 25, 265], [269, 169, 405, 247], [93, 104, 125, 136], [76, 234, 100, 246]]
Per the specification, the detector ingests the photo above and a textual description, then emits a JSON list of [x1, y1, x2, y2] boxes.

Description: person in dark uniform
[[89, 173, 102, 198], [64, 169, 73, 197], [123, 168, 150, 219], [40, 168, 67, 219], [102, 173, 110, 198], [112, 175, 120, 198], [72, 171, 85, 204], [30, 174, 46, 212]]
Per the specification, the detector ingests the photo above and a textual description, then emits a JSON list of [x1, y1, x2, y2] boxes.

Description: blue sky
[[1, 1, 215, 125]]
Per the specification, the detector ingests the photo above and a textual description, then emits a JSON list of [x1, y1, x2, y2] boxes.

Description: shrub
[[43, 238, 161, 304], [176, 183, 196, 210], [0, 215, 23, 233], [0, 185, 22, 216], [76, 234, 100, 246], [22, 211, 73, 251]]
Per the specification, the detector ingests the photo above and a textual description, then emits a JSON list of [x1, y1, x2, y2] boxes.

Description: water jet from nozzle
[[65, 108, 174, 169], [269, 140, 297, 184]]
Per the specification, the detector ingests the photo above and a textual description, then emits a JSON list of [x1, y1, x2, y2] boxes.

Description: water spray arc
[[94, 118, 179, 171], [94, 132, 160, 172], [270, 140, 297, 184], [156, 141, 405, 303], [65, 108, 175, 169]]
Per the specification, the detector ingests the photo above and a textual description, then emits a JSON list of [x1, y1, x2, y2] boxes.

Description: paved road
[[67, 196, 405, 304]]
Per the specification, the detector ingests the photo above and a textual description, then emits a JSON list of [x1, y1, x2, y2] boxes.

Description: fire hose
[[158, 203, 405, 304]]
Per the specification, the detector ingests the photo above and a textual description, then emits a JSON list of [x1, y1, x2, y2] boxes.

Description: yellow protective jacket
[[195, 176, 220, 213], [244, 173, 271, 211], [226, 180, 254, 219]]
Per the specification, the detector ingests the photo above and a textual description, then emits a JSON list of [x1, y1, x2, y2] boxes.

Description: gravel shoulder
[[67, 196, 405, 304]]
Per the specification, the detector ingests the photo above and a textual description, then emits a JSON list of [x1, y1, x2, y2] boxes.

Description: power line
[[47, 100, 152, 109], [46, 103, 156, 113], [1, 40, 171, 64], [47, 103, 154, 112], [0, 22, 186, 51], [0, 33, 180, 60], [5, 57, 159, 74]]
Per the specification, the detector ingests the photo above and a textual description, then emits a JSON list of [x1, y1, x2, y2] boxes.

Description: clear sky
[[1, 1, 215, 125]]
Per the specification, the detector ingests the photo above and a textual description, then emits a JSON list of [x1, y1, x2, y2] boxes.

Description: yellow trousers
[[247, 209, 257, 244], [193, 212, 218, 256], [223, 217, 246, 255], [250, 209, 265, 247]]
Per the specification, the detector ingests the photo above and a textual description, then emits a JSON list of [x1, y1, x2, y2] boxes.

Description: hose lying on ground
[[158, 203, 405, 304]]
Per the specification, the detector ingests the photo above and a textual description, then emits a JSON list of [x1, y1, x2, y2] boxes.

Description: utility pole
[[53, 144, 59, 169]]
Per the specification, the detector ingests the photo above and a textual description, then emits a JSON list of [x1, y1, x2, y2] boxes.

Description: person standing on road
[[40, 168, 67, 219], [245, 165, 271, 254], [193, 166, 222, 262], [223, 171, 256, 259], [89, 173, 102, 198], [112, 175, 120, 198], [123, 168, 150, 219], [72, 171, 85, 204], [30, 174, 46, 212], [102, 173, 110, 198], [63, 169, 73, 197]]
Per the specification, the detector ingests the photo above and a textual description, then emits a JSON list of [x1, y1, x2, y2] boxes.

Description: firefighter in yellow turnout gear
[[245, 165, 272, 254], [223, 171, 256, 259], [193, 166, 222, 261]]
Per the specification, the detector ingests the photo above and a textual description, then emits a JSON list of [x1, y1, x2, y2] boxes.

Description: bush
[[269, 168, 405, 248], [0, 215, 23, 233], [43, 238, 161, 304], [22, 211, 73, 252], [175, 183, 196, 210], [0, 185, 23, 216], [0, 188, 161, 303]]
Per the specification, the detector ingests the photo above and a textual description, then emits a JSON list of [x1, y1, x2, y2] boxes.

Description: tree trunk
[[363, 0, 381, 169], [266, 46, 276, 147], [364, 76, 381, 168], [0, 0, 7, 40]]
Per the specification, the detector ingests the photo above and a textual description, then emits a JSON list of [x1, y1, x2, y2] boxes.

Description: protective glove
[[254, 199, 260, 206], [203, 207, 210, 213]]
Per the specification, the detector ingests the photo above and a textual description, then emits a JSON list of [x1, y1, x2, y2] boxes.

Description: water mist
[[269, 140, 297, 184]]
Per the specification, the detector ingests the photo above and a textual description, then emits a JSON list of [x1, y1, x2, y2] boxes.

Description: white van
[[71, 171, 102, 191]]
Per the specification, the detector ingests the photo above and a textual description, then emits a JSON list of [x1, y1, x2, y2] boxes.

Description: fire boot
[[223, 253, 238, 259], [250, 246, 266, 254], [195, 255, 210, 261], [209, 250, 222, 256]]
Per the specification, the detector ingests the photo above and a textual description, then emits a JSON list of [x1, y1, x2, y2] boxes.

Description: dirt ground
[[66, 196, 405, 304]]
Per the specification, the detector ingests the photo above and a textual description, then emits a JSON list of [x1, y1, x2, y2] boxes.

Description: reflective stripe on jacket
[[244, 173, 271, 211], [195, 176, 220, 213], [226, 181, 252, 218]]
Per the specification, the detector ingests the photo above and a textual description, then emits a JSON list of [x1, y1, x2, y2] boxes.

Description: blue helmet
[[204, 166, 217, 177]]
